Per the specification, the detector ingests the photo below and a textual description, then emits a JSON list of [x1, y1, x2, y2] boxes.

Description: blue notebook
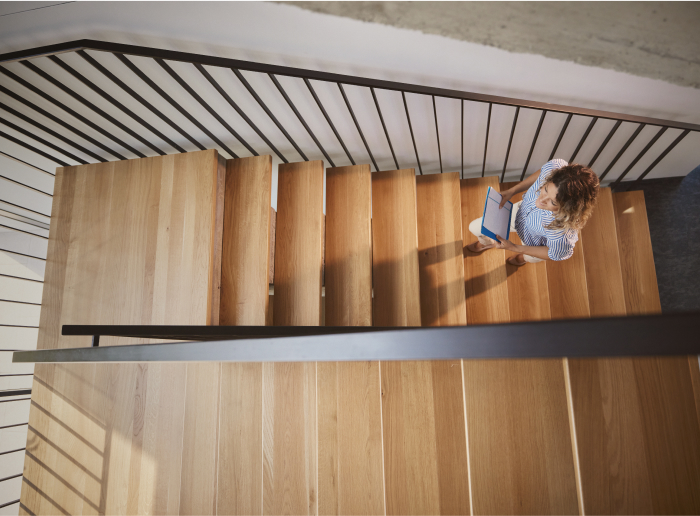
[[480, 187, 513, 241]]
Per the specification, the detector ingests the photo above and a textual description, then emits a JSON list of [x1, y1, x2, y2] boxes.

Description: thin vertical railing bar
[[402, 91, 422, 175], [570, 117, 598, 163], [0, 129, 69, 167], [268, 74, 328, 166], [156, 59, 245, 158], [117, 54, 230, 159], [0, 174, 52, 197], [371, 87, 399, 170], [0, 325, 40, 329], [0, 398, 31, 404], [20, 60, 153, 157], [0, 199, 51, 218], [304, 78, 352, 164], [0, 374, 34, 377], [0, 448, 29, 455], [77, 50, 197, 152], [0, 500, 20, 510], [461, 99, 464, 179], [0, 150, 52, 175], [0, 249, 46, 261], [0, 82, 123, 160], [599, 123, 645, 180], [609, 126, 668, 188], [0, 116, 87, 164], [628, 129, 691, 188], [0, 298, 42, 305], [0, 473, 23, 483], [432, 96, 443, 173], [520, 110, 547, 181], [0, 67, 132, 160], [501, 106, 520, 182], [50, 55, 184, 154], [233, 69, 308, 161], [338, 83, 378, 171], [0, 100, 105, 163], [195, 65, 287, 162], [0, 224, 48, 240], [0, 389, 32, 397], [482, 103, 492, 177], [549, 113, 573, 161], [0, 209, 50, 230], [267, 79, 328, 165], [589, 120, 622, 167], [0, 273, 42, 283]]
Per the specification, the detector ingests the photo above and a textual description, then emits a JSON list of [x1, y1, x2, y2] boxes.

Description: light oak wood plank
[[318, 361, 384, 515], [460, 177, 509, 324], [263, 363, 318, 515], [416, 172, 467, 327], [220, 155, 272, 326], [464, 359, 579, 515], [569, 191, 700, 514], [319, 165, 382, 514], [546, 243, 590, 320], [273, 160, 324, 326], [217, 155, 270, 515], [265, 161, 322, 514], [22, 151, 223, 515], [325, 164, 372, 327], [371, 169, 421, 327], [580, 188, 626, 317], [500, 182, 551, 322], [612, 191, 661, 314]]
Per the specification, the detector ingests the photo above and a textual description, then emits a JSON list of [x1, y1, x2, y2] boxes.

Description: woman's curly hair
[[540, 163, 599, 231]]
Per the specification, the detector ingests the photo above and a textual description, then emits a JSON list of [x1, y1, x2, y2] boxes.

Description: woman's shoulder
[[541, 159, 569, 178]]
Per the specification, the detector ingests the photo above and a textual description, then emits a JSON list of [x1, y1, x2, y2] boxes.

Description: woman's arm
[[499, 168, 541, 208], [493, 235, 550, 260]]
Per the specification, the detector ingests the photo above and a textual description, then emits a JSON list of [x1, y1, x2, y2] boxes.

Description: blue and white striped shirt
[[514, 159, 578, 261]]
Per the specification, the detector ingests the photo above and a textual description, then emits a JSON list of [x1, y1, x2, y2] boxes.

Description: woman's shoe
[[466, 241, 493, 254], [507, 254, 527, 267]]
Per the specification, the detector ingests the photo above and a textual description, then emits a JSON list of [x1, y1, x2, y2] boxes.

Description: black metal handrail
[[11, 312, 700, 363], [0, 39, 696, 188]]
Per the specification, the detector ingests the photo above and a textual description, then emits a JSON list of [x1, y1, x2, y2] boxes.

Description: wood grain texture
[[325, 165, 372, 327], [416, 173, 467, 327], [568, 357, 700, 514], [218, 363, 263, 515], [371, 169, 421, 327], [319, 165, 382, 514], [689, 356, 700, 431], [381, 360, 470, 515], [546, 240, 590, 320], [500, 182, 551, 322], [612, 191, 661, 314], [220, 155, 272, 326], [22, 151, 223, 515], [460, 177, 509, 325], [263, 363, 317, 515], [273, 160, 324, 326], [269, 207, 276, 285], [463, 359, 579, 515], [318, 361, 384, 515], [569, 190, 700, 514], [580, 187, 626, 317]]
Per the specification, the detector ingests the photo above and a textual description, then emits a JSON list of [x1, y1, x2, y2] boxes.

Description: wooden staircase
[[22, 152, 700, 515]]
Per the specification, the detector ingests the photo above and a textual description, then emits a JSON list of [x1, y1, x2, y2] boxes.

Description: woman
[[466, 159, 599, 266]]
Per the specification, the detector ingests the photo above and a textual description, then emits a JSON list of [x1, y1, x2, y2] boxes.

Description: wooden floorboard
[[462, 177, 578, 515], [460, 177, 509, 325], [319, 165, 383, 515], [569, 190, 700, 514], [500, 182, 551, 322]]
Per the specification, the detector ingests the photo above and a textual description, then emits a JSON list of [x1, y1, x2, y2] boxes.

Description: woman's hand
[[494, 235, 518, 251], [499, 188, 514, 209]]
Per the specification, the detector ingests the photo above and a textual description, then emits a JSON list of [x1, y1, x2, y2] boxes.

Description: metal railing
[[0, 39, 698, 190], [11, 312, 700, 364]]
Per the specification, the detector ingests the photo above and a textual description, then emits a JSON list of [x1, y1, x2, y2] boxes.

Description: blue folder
[[480, 186, 513, 241]]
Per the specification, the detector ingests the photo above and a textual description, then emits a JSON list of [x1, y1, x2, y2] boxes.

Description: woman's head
[[538, 163, 600, 231]]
